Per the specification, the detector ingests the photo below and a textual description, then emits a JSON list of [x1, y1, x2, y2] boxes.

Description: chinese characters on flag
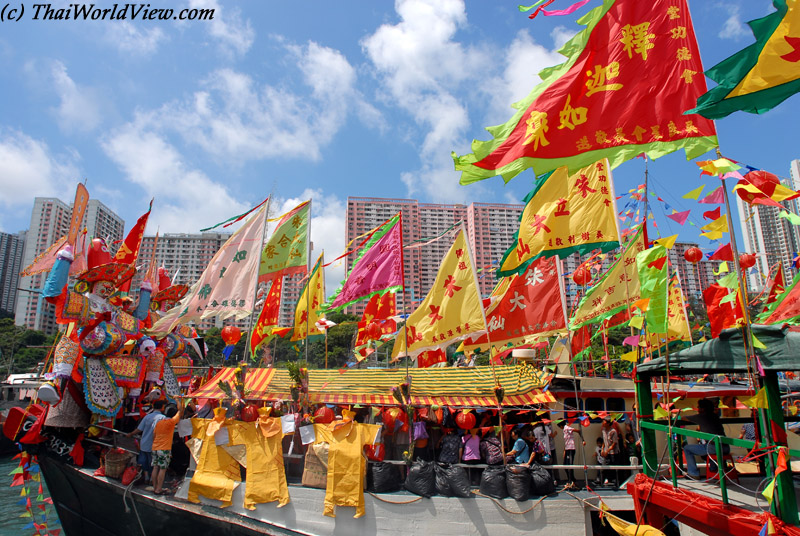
[[392, 229, 486, 360], [151, 203, 269, 337], [455, 0, 717, 184], [259, 200, 310, 283], [570, 225, 645, 329], [498, 159, 619, 278], [291, 254, 327, 341]]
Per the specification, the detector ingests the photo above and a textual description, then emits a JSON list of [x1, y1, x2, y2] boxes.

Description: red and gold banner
[[250, 276, 285, 355], [478, 256, 566, 349], [354, 292, 397, 360], [455, 0, 717, 184]]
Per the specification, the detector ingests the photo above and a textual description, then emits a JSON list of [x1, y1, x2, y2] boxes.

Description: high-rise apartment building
[[736, 162, 800, 291], [0, 231, 26, 316], [344, 197, 524, 317], [15, 198, 125, 334]]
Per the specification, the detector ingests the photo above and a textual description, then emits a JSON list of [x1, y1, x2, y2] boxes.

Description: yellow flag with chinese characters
[[291, 254, 327, 341], [497, 159, 620, 278], [392, 229, 486, 359], [570, 226, 645, 329], [647, 274, 692, 350]]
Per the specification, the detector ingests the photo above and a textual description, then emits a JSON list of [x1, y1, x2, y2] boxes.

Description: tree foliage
[[0, 318, 57, 375]]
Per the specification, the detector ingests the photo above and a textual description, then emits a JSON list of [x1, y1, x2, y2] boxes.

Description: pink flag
[[151, 202, 269, 337], [323, 215, 403, 313], [699, 186, 724, 204], [542, 0, 590, 16], [623, 335, 640, 346], [666, 210, 690, 225]]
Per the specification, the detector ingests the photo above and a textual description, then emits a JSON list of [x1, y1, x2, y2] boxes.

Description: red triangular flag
[[647, 256, 668, 271], [703, 206, 721, 221], [776, 448, 789, 475], [709, 243, 734, 261]]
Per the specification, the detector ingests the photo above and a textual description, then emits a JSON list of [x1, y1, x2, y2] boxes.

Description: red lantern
[[221, 326, 242, 346], [572, 267, 591, 286], [739, 253, 756, 269], [314, 406, 335, 424], [684, 247, 703, 264], [455, 410, 476, 430], [366, 321, 382, 340], [240, 404, 259, 423]]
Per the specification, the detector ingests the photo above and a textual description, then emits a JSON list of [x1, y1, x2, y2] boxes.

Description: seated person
[[506, 428, 530, 465], [683, 398, 729, 479]]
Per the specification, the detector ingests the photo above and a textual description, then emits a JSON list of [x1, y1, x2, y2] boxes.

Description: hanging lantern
[[221, 326, 242, 346], [739, 253, 756, 269], [684, 247, 703, 264], [572, 267, 591, 286], [366, 321, 382, 340], [314, 406, 335, 424], [455, 410, 476, 430]]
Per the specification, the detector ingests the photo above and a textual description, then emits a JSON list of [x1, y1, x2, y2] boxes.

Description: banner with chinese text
[[259, 200, 310, 283], [454, 0, 717, 184], [291, 254, 326, 341], [392, 229, 486, 359], [151, 202, 269, 337], [498, 159, 619, 278], [570, 225, 645, 329]]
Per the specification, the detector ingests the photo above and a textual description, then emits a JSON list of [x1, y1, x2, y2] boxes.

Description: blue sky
[[1, 0, 797, 288]]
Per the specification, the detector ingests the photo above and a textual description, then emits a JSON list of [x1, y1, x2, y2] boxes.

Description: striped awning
[[192, 365, 554, 407], [192, 367, 275, 399]]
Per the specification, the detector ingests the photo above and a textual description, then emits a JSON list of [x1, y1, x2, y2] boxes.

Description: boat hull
[[38, 455, 295, 536], [37, 453, 623, 536]]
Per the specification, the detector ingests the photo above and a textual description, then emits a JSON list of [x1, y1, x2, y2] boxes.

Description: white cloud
[[550, 25, 576, 51], [362, 0, 489, 201], [104, 22, 166, 55], [189, 0, 254, 56], [718, 5, 748, 40], [140, 42, 372, 162], [0, 130, 79, 229], [49, 60, 104, 133], [486, 29, 563, 124], [101, 121, 249, 233], [363, 2, 564, 202], [273, 189, 346, 297]]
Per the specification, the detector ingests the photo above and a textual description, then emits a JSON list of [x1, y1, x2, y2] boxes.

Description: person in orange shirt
[[152, 399, 184, 494]]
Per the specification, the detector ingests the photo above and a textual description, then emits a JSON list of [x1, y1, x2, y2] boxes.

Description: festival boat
[[10, 0, 800, 534]]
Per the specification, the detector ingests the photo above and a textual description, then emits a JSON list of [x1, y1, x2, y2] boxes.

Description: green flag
[[687, 0, 800, 119], [636, 245, 669, 334], [259, 200, 310, 283]]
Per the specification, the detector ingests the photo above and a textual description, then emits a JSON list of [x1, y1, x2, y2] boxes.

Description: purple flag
[[323, 215, 404, 313]]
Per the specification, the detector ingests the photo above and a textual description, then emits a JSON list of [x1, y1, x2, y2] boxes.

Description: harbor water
[[0, 454, 61, 535]]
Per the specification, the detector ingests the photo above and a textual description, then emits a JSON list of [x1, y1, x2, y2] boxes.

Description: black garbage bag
[[479, 464, 508, 499], [529, 463, 556, 496], [435, 462, 452, 496], [368, 462, 401, 493], [405, 460, 436, 497], [505, 464, 531, 501], [445, 464, 472, 498]]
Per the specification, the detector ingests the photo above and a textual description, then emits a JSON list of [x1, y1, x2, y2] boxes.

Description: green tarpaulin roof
[[637, 324, 800, 377]]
